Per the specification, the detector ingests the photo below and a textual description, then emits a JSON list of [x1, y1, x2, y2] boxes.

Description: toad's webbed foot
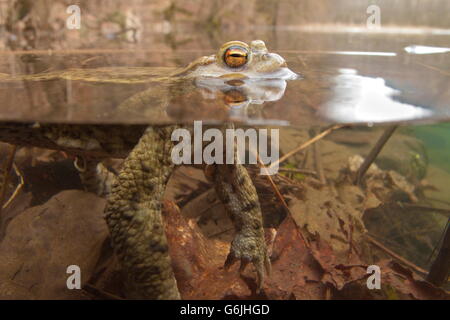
[[211, 163, 271, 292], [225, 226, 271, 291]]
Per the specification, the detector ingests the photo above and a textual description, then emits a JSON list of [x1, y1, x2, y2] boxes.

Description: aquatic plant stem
[[426, 218, 450, 287], [269, 124, 343, 170], [255, 152, 310, 249], [2, 164, 24, 209], [312, 129, 326, 184], [354, 125, 398, 185], [278, 167, 317, 176], [0, 145, 17, 215], [367, 234, 427, 275]]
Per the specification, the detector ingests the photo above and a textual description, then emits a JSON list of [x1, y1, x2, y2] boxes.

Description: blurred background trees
[[1, 0, 449, 51]]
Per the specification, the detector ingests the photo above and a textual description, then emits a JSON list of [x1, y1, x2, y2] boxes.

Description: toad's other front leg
[[212, 163, 271, 292], [74, 157, 117, 197], [104, 125, 180, 300]]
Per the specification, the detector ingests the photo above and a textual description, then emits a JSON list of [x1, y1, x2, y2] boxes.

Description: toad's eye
[[223, 46, 249, 68]]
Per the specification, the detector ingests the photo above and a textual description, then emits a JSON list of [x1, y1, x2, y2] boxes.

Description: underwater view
[[0, 0, 449, 305]]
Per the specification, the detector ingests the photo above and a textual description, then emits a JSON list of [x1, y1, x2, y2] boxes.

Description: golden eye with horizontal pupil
[[223, 46, 249, 68]]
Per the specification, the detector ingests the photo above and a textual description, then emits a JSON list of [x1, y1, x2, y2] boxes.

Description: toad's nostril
[[266, 53, 287, 66]]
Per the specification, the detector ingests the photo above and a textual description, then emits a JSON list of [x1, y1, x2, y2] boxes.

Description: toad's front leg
[[211, 163, 271, 292], [104, 125, 180, 300]]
